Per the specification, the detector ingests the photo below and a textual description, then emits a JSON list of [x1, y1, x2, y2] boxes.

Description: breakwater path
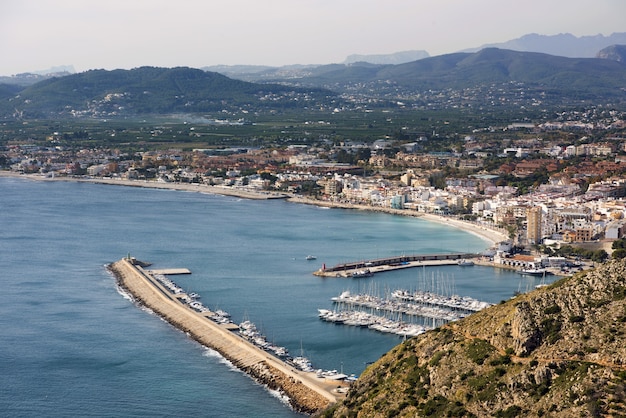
[[314, 252, 479, 277], [108, 258, 345, 415]]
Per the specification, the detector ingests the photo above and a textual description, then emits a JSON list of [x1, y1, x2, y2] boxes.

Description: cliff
[[323, 259, 626, 417]]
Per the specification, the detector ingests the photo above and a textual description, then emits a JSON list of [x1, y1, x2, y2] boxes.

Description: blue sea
[[0, 178, 549, 417]]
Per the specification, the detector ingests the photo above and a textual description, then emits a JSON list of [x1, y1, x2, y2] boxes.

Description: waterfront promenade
[[108, 257, 347, 415]]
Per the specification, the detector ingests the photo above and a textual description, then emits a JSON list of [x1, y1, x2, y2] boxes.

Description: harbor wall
[[108, 258, 338, 415]]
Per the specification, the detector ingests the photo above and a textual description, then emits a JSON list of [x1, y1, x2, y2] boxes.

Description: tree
[[612, 249, 626, 260], [612, 239, 626, 250], [591, 250, 608, 263]]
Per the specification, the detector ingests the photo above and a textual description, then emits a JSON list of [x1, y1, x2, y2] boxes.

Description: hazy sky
[[1, 0, 625, 75]]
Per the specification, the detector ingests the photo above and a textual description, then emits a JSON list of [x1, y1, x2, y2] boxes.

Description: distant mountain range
[[4, 32, 625, 86], [0, 65, 76, 87], [1, 48, 625, 119], [342, 50, 430, 65], [205, 33, 626, 80], [464, 32, 626, 58], [220, 48, 626, 101]]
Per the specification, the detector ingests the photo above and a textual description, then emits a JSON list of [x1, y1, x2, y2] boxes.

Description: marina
[[318, 286, 493, 337], [318, 308, 428, 337], [390, 289, 492, 312]]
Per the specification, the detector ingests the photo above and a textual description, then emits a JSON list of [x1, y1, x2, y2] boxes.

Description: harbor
[[108, 256, 350, 415]]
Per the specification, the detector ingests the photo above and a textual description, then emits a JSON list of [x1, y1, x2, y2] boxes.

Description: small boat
[[517, 268, 550, 277], [306, 255, 317, 260], [351, 269, 373, 278], [457, 259, 474, 266]]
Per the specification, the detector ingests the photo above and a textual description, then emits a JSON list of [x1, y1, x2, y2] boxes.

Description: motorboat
[[517, 268, 551, 277], [351, 269, 373, 278]]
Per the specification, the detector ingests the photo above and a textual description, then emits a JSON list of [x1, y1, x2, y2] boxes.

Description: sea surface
[[0, 178, 550, 417]]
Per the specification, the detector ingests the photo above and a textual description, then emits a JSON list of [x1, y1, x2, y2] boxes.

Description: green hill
[[295, 48, 626, 101], [0, 66, 333, 118], [324, 259, 626, 417]]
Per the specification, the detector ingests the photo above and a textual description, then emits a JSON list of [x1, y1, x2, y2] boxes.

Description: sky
[[1, 0, 625, 76]]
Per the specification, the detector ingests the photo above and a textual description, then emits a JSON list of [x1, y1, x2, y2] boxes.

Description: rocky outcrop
[[596, 44, 626, 63], [324, 259, 626, 417], [510, 301, 541, 356]]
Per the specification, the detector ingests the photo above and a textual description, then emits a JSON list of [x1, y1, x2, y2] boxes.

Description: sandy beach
[[2, 171, 508, 246], [287, 195, 509, 247], [420, 213, 509, 246]]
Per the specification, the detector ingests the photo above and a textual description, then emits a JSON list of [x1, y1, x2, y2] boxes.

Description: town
[[2, 106, 626, 268]]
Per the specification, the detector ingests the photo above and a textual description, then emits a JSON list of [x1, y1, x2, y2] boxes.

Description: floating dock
[[108, 257, 346, 415]]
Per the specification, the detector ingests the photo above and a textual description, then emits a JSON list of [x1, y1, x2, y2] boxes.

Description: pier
[[314, 252, 479, 277], [108, 257, 347, 415]]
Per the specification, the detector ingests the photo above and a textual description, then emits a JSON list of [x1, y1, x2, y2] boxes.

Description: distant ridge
[[597, 44, 626, 63], [464, 32, 626, 58], [0, 65, 76, 87], [343, 50, 430, 65]]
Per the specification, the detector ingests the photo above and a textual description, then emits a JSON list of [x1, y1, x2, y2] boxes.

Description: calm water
[[0, 178, 547, 417]]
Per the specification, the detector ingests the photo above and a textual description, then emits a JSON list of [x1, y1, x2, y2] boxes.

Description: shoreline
[[1, 171, 508, 246], [286, 195, 508, 247], [0, 171, 288, 200]]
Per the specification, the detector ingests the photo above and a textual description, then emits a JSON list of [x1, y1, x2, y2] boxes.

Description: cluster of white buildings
[[318, 171, 626, 246]]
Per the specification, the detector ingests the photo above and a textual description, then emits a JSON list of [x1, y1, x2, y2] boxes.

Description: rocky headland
[[323, 259, 626, 417]]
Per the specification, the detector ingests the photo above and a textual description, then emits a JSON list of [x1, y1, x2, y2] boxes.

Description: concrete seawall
[[108, 258, 344, 415]]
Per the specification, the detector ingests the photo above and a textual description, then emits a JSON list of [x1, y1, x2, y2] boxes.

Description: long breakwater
[[108, 257, 346, 415]]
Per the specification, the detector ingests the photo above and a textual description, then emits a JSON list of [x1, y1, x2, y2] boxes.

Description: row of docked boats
[[332, 291, 466, 322], [317, 308, 427, 337], [238, 320, 289, 358], [239, 319, 353, 379], [390, 289, 492, 312], [153, 274, 231, 322], [152, 273, 351, 379]]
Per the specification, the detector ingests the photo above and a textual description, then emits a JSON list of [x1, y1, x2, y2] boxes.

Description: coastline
[[0, 171, 288, 200], [1, 171, 508, 246]]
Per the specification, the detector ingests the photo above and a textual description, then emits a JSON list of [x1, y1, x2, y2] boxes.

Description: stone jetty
[[108, 257, 346, 415]]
